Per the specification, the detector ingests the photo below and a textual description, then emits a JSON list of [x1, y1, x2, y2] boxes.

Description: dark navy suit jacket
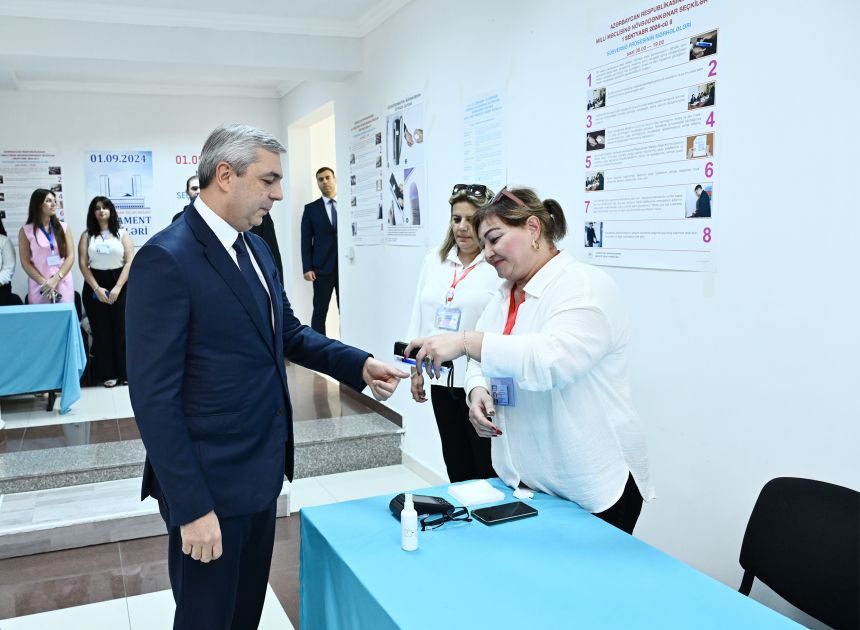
[[300, 197, 337, 276], [126, 204, 368, 527]]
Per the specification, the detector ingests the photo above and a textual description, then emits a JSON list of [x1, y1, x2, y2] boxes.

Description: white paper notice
[[463, 91, 505, 192], [348, 114, 385, 245], [0, 150, 65, 237], [584, 1, 718, 271], [385, 93, 426, 247]]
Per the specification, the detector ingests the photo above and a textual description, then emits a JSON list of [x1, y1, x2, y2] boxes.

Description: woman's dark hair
[[472, 187, 567, 245], [26, 188, 67, 257], [437, 196, 486, 263], [86, 196, 120, 238]]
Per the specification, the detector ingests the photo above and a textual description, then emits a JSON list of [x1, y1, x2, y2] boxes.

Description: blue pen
[[396, 357, 450, 374], [695, 41, 713, 47]]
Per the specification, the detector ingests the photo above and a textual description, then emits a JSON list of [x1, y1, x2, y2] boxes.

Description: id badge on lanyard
[[434, 306, 462, 331], [492, 290, 525, 407], [47, 255, 62, 266], [95, 243, 112, 255]]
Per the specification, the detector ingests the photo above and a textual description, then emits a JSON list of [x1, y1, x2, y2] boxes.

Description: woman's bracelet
[[462, 331, 470, 359]]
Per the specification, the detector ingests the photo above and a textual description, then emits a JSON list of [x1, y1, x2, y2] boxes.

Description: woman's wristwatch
[[57, 270, 64, 279]]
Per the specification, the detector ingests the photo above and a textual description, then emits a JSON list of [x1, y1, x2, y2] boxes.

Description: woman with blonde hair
[[404, 184, 502, 482], [408, 187, 654, 533]]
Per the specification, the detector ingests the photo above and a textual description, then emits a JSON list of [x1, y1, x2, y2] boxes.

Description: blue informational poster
[[85, 150, 154, 245]]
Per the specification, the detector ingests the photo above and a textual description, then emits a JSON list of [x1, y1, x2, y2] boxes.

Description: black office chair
[[739, 477, 859, 630]]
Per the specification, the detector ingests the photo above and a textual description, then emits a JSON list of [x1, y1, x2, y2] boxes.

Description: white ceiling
[[0, 0, 412, 98]]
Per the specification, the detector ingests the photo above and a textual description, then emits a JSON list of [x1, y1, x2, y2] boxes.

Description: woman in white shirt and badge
[[78, 197, 135, 388], [405, 184, 503, 482], [407, 187, 654, 533]]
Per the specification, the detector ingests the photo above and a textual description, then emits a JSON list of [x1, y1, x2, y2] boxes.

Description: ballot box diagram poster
[[385, 92, 426, 247], [584, 0, 719, 271]]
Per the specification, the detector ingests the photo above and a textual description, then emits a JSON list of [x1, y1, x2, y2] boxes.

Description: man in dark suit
[[693, 184, 712, 217], [301, 167, 338, 335], [171, 175, 200, 223], [126, 125, 406, 630], [173, 174, 284, 282]]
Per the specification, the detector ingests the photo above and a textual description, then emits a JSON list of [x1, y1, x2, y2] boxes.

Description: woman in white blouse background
[[404, 184, 502, 482], [408, 187, 654, 533], [78, 196, 134, 387]]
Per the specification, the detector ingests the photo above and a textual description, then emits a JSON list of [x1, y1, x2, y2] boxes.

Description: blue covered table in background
[[0, 303, 86, 414], [300, 478, 800, 629]]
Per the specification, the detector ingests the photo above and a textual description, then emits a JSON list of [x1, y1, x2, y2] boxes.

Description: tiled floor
[[0, 364, 436, 628], [0, 465, 433, 627]]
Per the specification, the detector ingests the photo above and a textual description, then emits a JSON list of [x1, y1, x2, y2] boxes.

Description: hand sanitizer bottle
[[401, 493, 418, 551]]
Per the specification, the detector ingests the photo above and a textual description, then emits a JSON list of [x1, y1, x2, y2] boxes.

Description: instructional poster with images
[[348, 113, 385, 245], [463, 91, 505, 192], [584, 0, 718, 271], [0, 149, 64, 236], [85, 150, 154, 246], [385, 93, 426, 246]]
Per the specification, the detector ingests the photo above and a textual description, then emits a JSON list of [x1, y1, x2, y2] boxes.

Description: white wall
[[280, 0, 860, 626], [0, 90, 282, 299]]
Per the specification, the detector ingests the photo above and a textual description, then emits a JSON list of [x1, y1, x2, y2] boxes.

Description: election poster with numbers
[[0, 149, 64, 238], [584, 0, 718, 271], [348, 113, 385, 245], [85, 150, 154, 246]]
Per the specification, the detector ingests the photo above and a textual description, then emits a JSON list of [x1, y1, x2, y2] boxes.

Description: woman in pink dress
[[18, 188, 75, 304]]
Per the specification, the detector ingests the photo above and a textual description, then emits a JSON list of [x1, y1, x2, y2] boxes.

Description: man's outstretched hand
[[362, 358, 409, 400]]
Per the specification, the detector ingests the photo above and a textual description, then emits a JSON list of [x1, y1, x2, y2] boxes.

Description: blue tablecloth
[[0, 303, 86, 414], [300, 479, 800, 629]]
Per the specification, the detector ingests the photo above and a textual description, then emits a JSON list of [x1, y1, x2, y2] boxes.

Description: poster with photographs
[[85, 150, 154, 246], [0, 149, 65, 238], [584, 2, 718, 270], [348, 114, 385, 245], [384, 93, 426, 246]]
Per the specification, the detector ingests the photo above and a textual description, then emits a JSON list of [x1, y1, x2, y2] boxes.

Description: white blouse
[[405, 247, 502, 388], [464, 251, 655, 513], [87, 229, 127, 270], [0, 234, 15, 285]]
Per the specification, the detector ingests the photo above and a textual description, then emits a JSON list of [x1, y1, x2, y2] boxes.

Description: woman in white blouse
[[408, 187, 654, 533], [78, 197, 134, 387], [404, 184, 502, 482], [0, 213, 18, 305]]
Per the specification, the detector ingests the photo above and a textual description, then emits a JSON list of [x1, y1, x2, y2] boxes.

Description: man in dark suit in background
[[173, 173, 284, 282], [301, 167, 338, 335], [127, 124, 406, 629], [171, 175, 200, 223]]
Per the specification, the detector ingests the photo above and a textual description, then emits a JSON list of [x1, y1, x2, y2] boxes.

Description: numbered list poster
[[348, 113, 384, 245], [584, 0, 718, 270], [85, 150, 154, 246]]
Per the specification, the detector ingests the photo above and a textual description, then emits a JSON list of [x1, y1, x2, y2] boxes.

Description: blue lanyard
[[39, 223, 55, 252]]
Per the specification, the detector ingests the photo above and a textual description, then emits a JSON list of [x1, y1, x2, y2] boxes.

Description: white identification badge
[[434, 306, 462, 331], [95, 244, 111, 255], [47, 255, 62, 266], [490, 377, 517, 407]]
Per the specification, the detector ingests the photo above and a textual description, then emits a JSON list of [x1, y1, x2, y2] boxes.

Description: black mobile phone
[[472, 501, 538, 526]]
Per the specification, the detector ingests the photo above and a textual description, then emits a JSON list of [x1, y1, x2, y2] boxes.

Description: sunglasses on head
[[451, 184, 492, 200], [489, 186, 527, 208]]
